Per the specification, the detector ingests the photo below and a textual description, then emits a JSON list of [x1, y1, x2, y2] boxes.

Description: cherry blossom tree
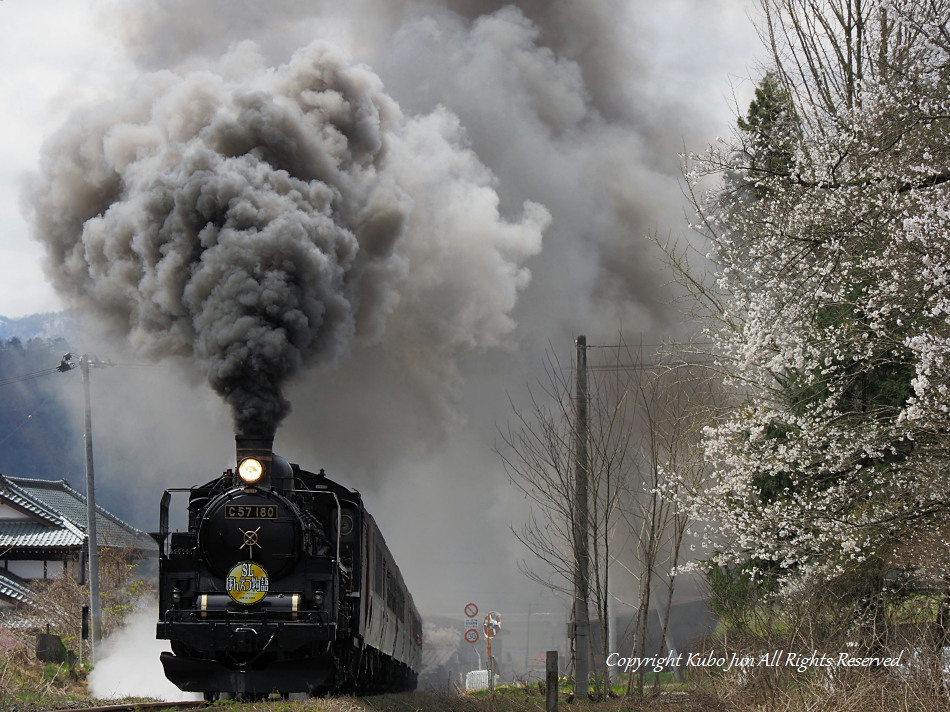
[[678, 0, 950, 593]]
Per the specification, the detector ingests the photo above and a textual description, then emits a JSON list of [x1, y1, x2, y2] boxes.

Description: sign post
[[546, 650, 558, 712], [483, 611, 502, 697], [463, 603, 482, 673]]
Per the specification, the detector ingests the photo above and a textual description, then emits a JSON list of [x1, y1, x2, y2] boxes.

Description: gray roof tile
[[0, 485, 61, 526], [0, 570, 36, 606], [0, 521, 83, 550], [0, 475, 155, 553]]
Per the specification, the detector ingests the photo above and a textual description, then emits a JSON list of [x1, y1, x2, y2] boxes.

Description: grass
[[6, 660, 950, 712], [0, 644, 87, 709], [9, 682, 950, 712]]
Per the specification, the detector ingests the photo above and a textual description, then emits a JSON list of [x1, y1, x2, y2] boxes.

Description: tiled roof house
[[0, 474, 155, 608]]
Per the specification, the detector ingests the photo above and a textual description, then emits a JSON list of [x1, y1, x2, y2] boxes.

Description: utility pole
[[59, 353, 104, 662], [572, 335, 590, 698], [80, 355, 102, 663]]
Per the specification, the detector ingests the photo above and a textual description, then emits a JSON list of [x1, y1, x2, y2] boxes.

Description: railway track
[[48, 701, 209, 712]]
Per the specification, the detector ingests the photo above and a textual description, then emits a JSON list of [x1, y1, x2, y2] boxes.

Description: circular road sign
[[464, 602, 479, 618], [464, 629, 480, 644]]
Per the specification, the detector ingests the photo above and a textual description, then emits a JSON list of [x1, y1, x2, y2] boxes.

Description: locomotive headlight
[[238, 457, 264, 484]]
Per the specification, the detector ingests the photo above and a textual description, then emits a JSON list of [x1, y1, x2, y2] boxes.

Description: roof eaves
[[4, 475, 155, 552], [0, 476, 63, 526], [0, 570, 36, 607], [59, 479, 146, 537]]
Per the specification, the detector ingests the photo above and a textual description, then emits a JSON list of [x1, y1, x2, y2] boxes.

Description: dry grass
[[0, 630, 90, 711], [6, 682, 950, 712], [4, 672, 950, 712], [192, 692, 598, 712], [684, 661, 950, 712]]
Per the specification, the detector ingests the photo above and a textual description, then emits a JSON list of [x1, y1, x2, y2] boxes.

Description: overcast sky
[[1, 2, 122, 317]]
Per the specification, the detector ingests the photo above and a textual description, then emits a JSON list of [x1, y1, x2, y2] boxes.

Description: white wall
[[3, 559, 68, 579], [0, 502, 33, 520]]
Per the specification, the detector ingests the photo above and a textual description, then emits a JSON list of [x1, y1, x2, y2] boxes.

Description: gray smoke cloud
[[23, 0, 758, 632], [27, 39, 546, 435]]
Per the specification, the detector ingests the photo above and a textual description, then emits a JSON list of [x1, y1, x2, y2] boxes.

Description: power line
[[574, 340, 716, 372], [0, 412, 34, 448], [585, 360, 714, 371], [0, 366, 65, 388], [0, 357, 161, 388], [585, 341, 714, 350]]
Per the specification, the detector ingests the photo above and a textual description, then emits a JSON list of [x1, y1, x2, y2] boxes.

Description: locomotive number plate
[[225, 504, 277, 519]]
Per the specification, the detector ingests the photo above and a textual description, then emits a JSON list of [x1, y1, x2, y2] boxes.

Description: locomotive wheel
[[203, 691, 234, 702]]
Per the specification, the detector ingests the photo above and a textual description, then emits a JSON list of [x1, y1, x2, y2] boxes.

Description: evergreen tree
[[734, 71, 797, 200]]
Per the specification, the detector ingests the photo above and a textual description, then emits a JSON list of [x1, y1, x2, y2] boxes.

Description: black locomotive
[[153, 434, 422, 699]]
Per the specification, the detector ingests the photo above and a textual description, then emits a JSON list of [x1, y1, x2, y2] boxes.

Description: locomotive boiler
[[154, 434, 422, 700]]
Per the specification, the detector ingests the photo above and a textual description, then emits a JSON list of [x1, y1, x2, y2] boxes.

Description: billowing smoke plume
[[27, 40, 546, 435], [22, 0, 757, 624]]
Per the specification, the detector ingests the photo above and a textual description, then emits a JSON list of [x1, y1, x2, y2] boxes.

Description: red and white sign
[[483, 611, 502, 639], [464, 602, 478, 618], [464, 629, 480, 644]]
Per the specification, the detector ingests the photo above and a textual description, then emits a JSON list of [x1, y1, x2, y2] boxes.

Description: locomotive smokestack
[[235, 432, 275, 469], [235, 431, 295, 490]]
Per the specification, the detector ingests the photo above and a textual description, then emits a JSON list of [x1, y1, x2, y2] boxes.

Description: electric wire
[[0, 360, 161, 388], [0, 366, 65, 388], [575, 340, 716, 371], [0, 412, 34, 448]]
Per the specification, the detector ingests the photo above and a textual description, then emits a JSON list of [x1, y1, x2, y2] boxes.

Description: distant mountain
[[0, 312, 73, 342]]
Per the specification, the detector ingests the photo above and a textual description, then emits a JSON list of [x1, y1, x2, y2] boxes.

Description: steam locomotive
[[153, 435, 422, 700]]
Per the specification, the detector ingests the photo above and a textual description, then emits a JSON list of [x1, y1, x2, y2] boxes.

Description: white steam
[[88, 602, 200, 702]]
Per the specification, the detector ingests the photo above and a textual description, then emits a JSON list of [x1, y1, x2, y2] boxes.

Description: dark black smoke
[[26, 40, 545, 435]]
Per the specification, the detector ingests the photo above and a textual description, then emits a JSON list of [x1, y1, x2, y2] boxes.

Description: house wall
[[3, 558, 70, 580], [0, 501, 33, 520]]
